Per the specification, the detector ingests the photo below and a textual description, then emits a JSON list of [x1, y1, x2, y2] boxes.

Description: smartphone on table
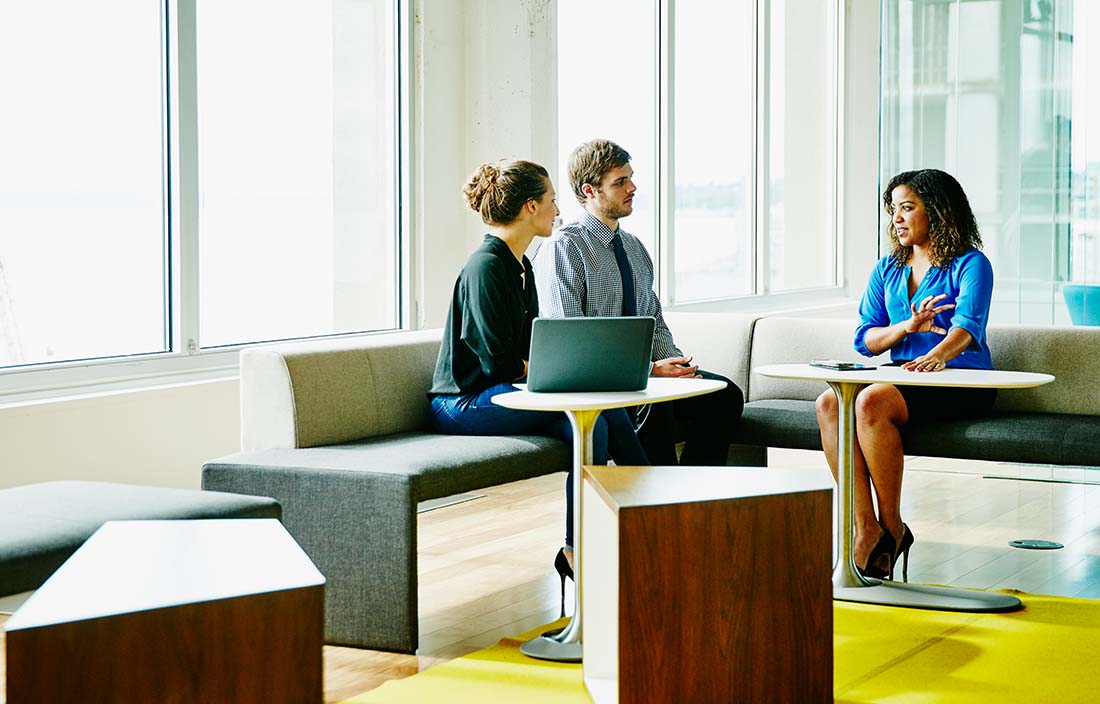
[[809, 359, 875, 372]]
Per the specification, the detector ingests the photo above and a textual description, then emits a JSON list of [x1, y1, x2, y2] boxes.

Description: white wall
[[0, 380, 239, 490], [414, 0, 557, 329]]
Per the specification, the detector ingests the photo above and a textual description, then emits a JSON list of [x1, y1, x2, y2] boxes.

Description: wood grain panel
[[6, 586, 322, 704], [617, 491, 832, 703]]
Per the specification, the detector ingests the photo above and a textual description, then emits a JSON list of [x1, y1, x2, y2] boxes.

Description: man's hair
[[883, 168, 982, 268], [567, 139, 631, 205]]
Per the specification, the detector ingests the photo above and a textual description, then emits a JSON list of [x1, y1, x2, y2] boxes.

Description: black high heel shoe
[[890, 524, 915, 582], [554, 548, 574, 617], [860, 529, 897, 580]]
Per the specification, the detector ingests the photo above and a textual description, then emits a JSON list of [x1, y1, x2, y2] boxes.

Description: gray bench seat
[[0, 481, 281, 597], [733, 400, 1100, 467], [204, 438, 567, 653], [202, 330, 570, 652], [207, 432, 568, 502]]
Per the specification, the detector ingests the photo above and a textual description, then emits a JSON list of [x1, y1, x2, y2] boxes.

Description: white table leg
[[828, 381, 1021, 612], [520, 408, 601, 662]]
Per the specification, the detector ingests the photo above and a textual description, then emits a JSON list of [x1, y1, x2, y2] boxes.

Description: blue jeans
[[429, 383, 649, 547]]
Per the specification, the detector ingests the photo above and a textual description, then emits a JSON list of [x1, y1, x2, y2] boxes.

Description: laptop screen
[[526, 317, 655, 392]]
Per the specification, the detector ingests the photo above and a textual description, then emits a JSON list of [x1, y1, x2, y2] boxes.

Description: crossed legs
[[815, 383, 909, 570]]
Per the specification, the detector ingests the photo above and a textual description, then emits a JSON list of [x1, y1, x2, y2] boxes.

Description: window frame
[[0, 0, 410, 404], [657, 0, 846, 310]]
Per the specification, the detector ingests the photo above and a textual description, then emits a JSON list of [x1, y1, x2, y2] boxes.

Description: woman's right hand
[[905, 293, 955, 335]]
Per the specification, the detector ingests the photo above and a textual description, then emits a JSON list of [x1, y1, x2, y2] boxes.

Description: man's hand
[[652, 355, 700, 378], [905, 293, 955, 335]]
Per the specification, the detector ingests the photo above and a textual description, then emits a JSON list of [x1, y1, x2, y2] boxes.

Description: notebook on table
[[526, 316, 655, 392]]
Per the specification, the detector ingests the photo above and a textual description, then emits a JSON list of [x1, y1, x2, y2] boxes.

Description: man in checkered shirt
[[533, 138, 744, 465]]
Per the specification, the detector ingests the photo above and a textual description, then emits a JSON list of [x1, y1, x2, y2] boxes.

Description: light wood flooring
[[3, 450, 1100, 703]]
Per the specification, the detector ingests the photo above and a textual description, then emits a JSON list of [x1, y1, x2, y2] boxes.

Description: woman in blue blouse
[[815, 169, 995, 581]]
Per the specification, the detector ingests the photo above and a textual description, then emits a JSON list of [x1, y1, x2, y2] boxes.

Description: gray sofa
[[202, 311, 1100, 654], [201, 329, 569, 653], [666, 313, 1100, 468]]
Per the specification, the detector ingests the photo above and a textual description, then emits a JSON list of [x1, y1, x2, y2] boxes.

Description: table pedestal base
[[520, 627, 582, 662], [835, 581, 1021, 612]]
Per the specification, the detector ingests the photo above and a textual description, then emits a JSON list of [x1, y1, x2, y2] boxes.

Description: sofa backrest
[[240, 329, 443, 451], [746, 316, 1100, 415], [663, 311, 757, 394], [987, 324, 1100, 415], [745, 317, 890, 403]]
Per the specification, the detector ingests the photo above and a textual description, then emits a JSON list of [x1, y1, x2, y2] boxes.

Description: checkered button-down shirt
[[532, 213, 681, 361]]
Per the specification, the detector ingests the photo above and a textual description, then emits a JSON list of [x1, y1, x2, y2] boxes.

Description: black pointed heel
[[891, 524, 915, 582], [554, 547, 574, 617], [861, 529, 897, 580]]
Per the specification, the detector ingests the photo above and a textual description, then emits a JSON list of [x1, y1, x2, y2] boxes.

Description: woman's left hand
[[902, 354, 947, 372]]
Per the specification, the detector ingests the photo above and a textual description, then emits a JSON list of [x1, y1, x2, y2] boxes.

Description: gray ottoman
[[0, 481, 281, 596]]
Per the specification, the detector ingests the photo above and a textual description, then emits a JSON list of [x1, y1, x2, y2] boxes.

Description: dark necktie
[[611, 233, 637, 316]]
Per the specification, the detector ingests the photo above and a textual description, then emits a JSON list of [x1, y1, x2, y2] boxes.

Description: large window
[[881, 0, 1099, 325], [0, 0, 401, 376], [556, 0, 658, 253], [0, 1, 168, 367], [197, 0, 398, 346], [672, 0, 755, 301], [557, 0, 839, 305]]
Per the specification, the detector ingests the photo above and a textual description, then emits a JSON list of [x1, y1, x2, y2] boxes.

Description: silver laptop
[[526, 317, 655, 392]]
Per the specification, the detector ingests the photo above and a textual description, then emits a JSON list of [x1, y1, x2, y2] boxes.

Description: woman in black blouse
[[429, 160, 648, 608]]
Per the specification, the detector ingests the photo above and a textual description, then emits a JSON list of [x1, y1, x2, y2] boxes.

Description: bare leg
[[816, 389, 881, 570], [854, 384, 909, 544]]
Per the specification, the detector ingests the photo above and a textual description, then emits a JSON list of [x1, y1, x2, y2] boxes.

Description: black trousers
[[635, 369, 745, 466]]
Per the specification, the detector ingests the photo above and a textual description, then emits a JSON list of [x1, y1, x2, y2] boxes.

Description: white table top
[[5, 519, 324, 631], [756, 363, 1054, 389], [491, 376, 727, 412], [584, 465, 834, 510]]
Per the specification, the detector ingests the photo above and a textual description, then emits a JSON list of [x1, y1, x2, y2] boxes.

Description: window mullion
[[754, 0, 768, 296], [658, 0, 674, 304], [171, 0, 200, 354], [397, 0, 413, 329]]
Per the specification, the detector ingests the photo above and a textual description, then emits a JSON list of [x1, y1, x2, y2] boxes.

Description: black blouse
[[429, 235, 538, 395]]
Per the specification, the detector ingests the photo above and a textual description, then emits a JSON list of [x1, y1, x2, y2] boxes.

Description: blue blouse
[[854, 248, 994, 369]]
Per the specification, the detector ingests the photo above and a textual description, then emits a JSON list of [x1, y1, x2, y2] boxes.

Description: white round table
[[492, 377, 727, 662], [755, 364, 1054, 612]]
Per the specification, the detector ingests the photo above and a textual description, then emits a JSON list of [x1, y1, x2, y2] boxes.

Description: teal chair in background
[[1063, 284, 1100, 326]]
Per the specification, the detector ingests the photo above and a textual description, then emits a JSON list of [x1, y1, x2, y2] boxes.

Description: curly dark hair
[[883, 169, 982, 268]]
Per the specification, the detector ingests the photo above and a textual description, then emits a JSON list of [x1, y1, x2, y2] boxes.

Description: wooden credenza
[[582, 466, 834, 704], [4, 519, 324, 704]]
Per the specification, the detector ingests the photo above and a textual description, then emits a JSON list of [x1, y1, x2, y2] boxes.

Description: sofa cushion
[[988, 324, 1100, 416], [744, 317, 890, 403], [905, 412, 1100, 467], [663, 312, 758, 394], [240, 329, 443, 450], [0, 481, 281, 597], [732, 400, 1100, 469], [206, 431, 569, 503], [733, 399, 825, 451]]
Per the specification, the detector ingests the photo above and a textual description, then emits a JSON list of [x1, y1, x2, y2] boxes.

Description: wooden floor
[[3, 450, 1100, 703]]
